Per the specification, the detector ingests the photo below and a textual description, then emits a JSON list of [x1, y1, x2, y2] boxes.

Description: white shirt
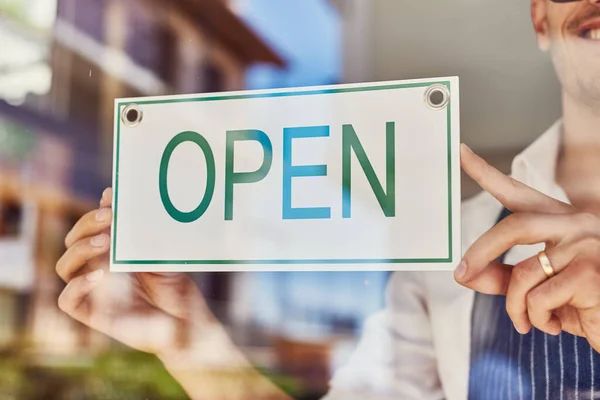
[[323, 121, 567, 400]]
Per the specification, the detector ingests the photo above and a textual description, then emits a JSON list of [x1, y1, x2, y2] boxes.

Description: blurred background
[[0, 0, 561, 398]]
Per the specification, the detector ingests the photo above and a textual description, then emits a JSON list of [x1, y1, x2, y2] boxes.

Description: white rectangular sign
[[111, 77, 461, 272]]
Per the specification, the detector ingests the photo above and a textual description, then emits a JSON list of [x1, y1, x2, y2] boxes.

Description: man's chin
[[570, 35, 600, 56], [578, 78, 600, 112], [552, 39, 600, 109]]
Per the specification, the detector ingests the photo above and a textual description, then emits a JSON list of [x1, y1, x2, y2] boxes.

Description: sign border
[[112, 80, 453, 265]]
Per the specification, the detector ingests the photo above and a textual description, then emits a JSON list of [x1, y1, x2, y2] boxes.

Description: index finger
[[460, 144, 572, 214], [65, 208, 112, 248], [99, 187, 113, 209], [456, 212, 585, 291]]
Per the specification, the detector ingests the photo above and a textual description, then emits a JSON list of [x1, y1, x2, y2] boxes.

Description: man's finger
[[460, 144, 572, 214], [58, 269, 105, 323], [505, 240, 588, 334], [65, 208, 112, 248], [136, 273, 209, 321], [526, 259, 600, 335], [99, 187, 113, 209], [56, 234, 110, 282], [458, 260, 513, 295], [458, 213, 558, 286], [456, 212, 589, 288]]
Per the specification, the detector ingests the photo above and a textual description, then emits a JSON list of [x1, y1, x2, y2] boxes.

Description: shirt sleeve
[[322, 271, 444, 400]]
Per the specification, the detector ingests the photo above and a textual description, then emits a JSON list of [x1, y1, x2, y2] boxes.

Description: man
[[56, 0, 600, 398]]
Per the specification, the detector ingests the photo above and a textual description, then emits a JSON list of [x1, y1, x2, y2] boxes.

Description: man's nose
[[590, 0, 600, 5]]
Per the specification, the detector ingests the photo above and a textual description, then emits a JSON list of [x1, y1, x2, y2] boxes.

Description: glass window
[[5, 0, 600, 399]]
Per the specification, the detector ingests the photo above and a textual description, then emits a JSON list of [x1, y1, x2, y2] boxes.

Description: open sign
[[111, 78, 461, 272]]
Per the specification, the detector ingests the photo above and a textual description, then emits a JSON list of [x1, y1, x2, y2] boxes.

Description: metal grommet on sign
[[121, 104, 143, 127], [424, 84, 450, 110]]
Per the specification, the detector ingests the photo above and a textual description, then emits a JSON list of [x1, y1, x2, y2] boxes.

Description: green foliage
[[0, 345, 309, 399], [0, 119, 36, 161], [84, 350, 188, 399], [0, 347, 188, 399], [0, 0, 52, 31], [0, 349, 28, 399]]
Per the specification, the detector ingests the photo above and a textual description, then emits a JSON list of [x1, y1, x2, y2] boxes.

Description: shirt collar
[[510, 120, 568, 202]]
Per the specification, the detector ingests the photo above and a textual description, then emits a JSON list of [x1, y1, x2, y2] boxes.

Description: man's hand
[[57, 188, 290, 400], [57, 188, 216, 356], [456, 145, 600, 352]]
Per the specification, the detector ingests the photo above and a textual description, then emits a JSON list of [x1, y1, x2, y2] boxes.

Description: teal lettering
[[224, 130, 273, 220], [282, 126, 331, 220], [342, 122, 396, 218], [159, 131, 216, 223]]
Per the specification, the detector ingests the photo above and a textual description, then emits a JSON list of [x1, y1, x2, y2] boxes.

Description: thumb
[[455, 260, 513, 295], [135, 273, 211, 321], [58, 269, 105, 323]]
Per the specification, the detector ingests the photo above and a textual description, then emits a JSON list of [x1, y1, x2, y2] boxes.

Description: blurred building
[[0, 1, 390, 397], [0, 0, 284, 360]]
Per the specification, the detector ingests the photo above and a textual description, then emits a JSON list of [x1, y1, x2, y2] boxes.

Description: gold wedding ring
[[537, 251, 556, 278]]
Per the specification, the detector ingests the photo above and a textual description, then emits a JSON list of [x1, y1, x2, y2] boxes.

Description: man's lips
[[574, 18, 600, 39]]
